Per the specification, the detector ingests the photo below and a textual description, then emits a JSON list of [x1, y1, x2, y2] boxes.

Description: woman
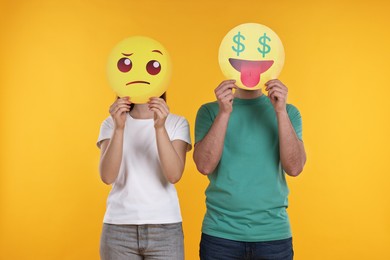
[[97, 93, 191, 260]]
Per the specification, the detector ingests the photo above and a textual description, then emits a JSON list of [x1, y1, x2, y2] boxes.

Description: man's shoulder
[[198, 101, 219, 112], [286, 103, 300, 114], [286, 103, 302, 123]]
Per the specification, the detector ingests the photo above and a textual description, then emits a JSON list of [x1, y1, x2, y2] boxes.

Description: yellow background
[[1, 0, 389, 259]]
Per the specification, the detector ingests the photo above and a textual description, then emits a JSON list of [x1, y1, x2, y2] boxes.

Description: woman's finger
[[112, 104, 130, 115], [149, 98, 169, 114], [150, 107, 164, 119], [115, 107, 129, 116], [149, 103, 168, 117], [110, 98, 131, 113]]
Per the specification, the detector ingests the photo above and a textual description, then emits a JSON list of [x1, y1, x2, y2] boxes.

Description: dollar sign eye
[[232, 31, 245, 57], [257, 33, 271, 58], [146, 60, 161, 75], [117, 58, 132, 72]]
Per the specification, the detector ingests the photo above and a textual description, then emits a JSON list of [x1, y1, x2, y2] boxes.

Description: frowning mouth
[[126, 81, 150, 85]]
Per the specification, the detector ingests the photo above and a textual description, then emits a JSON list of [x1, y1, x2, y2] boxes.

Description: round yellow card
[[219, 23, 285, 90], [107, 36, 171, 103]]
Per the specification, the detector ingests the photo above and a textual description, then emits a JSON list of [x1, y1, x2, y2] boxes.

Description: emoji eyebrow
[[152, 50, 163, 55], [121, 53, 133, 56]]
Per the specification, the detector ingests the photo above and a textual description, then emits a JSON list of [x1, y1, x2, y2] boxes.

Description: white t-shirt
[[97, 113, 192, 224]]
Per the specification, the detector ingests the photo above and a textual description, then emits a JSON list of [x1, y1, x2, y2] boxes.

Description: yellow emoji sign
[[107, 36, 171, 103], [219, 23, 285, 90]]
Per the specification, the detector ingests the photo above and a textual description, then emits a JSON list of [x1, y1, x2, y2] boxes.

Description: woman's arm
[[155, 129, 188, 184], [99, 97, 131, 184], [149, 97, 189, 184]]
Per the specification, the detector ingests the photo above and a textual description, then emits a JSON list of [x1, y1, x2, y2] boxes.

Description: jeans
[[200, 233, 293, 260], [100, 223, 184, 260]]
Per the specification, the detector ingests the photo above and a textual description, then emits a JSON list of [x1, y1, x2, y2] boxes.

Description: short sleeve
[[195, 104, 214, 144], [287, 104, 303, 141], [97, 117, 114, 148], [170, 116, 192, 151]]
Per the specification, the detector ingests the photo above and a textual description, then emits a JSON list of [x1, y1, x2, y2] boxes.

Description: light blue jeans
[[100, 223, 184, 260]]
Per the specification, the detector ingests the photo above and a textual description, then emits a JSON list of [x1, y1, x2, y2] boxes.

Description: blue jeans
[[200, 233, 293, 260], [100, 223, 184, 260]]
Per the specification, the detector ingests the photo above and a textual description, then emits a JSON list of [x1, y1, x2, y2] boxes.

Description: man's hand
[[215, 80, 237, 114], [265, 79, 288, 113]]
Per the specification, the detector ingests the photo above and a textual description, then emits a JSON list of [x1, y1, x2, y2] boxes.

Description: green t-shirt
[[195, 95, 303, 242]]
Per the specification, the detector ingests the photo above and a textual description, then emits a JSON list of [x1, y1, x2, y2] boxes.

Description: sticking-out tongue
[[240, 60, 274, 88], [241, 62, 261, 88], [229, 59, 274, 88]]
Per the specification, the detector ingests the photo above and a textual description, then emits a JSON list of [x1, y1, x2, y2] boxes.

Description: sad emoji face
[[107, 36, 171, 103]]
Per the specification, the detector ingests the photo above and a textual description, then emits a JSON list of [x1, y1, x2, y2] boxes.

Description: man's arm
[[193, 80, 236, 175], [276, 111, 306, 176], [266, 79, 306, 177]]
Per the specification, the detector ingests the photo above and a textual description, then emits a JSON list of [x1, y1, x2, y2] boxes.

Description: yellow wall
[[1, 0, 389, 259]]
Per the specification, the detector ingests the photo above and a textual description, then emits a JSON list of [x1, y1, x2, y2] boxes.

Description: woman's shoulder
[[167, 113, 189, 126], [100, 115, 114, 128]]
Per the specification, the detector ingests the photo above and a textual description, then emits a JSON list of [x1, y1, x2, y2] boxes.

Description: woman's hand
[[148, 97, 169, 129], [109, 97, 131, 129]]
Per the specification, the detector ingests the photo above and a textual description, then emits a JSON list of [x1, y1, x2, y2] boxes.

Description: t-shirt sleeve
[[195, 104, 214, 144], [171, 116, 192, 151], [287, 104, 303, 141], [97, 117, 114, 148]]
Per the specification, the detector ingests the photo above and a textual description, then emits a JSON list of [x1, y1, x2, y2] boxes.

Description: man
[[193, 79, 306, 260]]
